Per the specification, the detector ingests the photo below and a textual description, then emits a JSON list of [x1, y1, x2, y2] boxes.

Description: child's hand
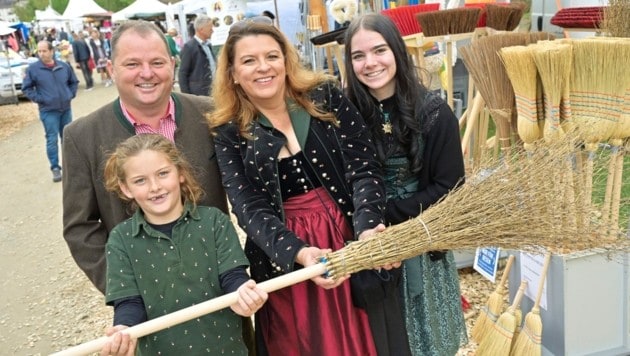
[[230, 280, 268, 317], [100, 325, 136, 356]]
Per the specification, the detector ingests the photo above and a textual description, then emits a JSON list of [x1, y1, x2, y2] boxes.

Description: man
[[71, 32, 94, 91], [178, 14, 216, 96], [62, 21, 253, 353], [22, 40, 78, 182]]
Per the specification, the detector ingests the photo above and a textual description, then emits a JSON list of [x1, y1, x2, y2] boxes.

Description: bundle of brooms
[[52, 138, 629, 356]]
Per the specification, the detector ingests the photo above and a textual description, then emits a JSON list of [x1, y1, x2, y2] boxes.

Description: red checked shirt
[[120, 97, 176, 142]]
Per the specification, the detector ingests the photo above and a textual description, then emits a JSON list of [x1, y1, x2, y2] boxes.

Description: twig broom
[[476, 280, 528, 355], [471, 254, 515, 343], [510, 253, 553, 356]]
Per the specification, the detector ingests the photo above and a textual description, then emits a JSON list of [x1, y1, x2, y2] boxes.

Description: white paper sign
[[519, 252, 548, 310]]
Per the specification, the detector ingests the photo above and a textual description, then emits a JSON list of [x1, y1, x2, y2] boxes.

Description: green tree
[[13, 0, 48, 22]]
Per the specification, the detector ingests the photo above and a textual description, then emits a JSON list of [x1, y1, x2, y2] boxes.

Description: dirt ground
[[0, 81, 494, 355]]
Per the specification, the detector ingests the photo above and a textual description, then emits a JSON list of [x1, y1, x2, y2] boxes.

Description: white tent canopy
[[35, 6, 63, 21], [112, 0, 169, 22], [62, 0, 109, 19]]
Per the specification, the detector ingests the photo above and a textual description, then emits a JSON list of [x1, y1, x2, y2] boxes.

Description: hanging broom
[[511, 253, 553, 356], [471, 254, 515, 343], [531, 42, 572, 143], [499, 45, 540, 150], [570, 38, 627, 226], [53, 139, 629, 356], [476, 280, 528, 355]]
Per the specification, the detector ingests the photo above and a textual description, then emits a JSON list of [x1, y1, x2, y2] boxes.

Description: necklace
[[380, 103, 392, 134]]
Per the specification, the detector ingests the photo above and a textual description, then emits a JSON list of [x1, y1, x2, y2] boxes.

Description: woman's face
[[231, 34, 286, 105], [349, 28, 396, 101]]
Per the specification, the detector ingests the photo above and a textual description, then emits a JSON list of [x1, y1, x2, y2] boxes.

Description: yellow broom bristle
[[532, 42, 573, 143], [500, 45, 540, 145], [476, 281, 527, 355], [471, 292, 505, 342], [471, 255, 514, 343], [571, 39, 626, 144], [511, 308, 542, 356]]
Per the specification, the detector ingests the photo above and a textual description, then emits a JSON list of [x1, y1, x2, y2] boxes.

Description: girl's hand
[[358, 223, 402, 270], [230, 280, 268, 317], [100, 325, 136, 356]]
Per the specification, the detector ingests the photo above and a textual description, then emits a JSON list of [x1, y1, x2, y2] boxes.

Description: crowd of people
[[28, 11, 470, 355]]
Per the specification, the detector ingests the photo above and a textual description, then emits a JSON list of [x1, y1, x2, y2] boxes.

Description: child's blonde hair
[[104, 134, 204, 209]]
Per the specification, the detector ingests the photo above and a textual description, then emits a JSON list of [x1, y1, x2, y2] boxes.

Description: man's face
[[108, 30, 175, 113], [197, 23, 214, 41], [37, 42, 54, 64]]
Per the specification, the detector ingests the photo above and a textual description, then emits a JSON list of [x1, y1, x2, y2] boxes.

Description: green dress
[[384, 154, 468, 356]]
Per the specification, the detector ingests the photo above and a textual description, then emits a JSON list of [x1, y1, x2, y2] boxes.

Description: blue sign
[[473, 247, 500, 282]]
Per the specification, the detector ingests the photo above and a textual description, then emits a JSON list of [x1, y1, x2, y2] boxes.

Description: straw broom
[[415, 8, 481, 37], [460, 35, 523, 154], [53, 139, 628, 356], [511, 253, 553, 356], [470, 254, 515, 343], [571, 39, 627, 225], [531, 42, 572, 143], [476, 280, 528, 355], [499, 45, 540, 149]]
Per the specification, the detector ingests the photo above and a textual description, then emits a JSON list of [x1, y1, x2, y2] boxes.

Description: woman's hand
[[358, 223, 402, 270], [230, 280, 268, 317], [100, 325, 136, 356], [296, 246, 348, 289]]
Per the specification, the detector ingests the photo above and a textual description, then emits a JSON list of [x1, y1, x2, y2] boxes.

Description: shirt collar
[[129, 201, 201, 237], [120, 97, 175, 126]]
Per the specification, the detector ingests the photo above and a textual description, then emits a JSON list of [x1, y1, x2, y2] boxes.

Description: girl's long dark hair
[[344, 13, 429, 174]]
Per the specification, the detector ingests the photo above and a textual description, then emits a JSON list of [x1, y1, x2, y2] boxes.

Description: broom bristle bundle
[[415, 8, 481, 37], [476, 281, 528, 355], [602, 0, 630, 37], [324, 137, 628, 279], [511, 308, 542, 356], [500, 45, 540, 144], [532, 42, 573, 143], [571, 39, 626, 144]]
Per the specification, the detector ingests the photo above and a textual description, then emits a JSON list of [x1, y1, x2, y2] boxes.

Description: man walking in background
[[71, 32, 93, 91], [178, 14, 216, 96], [22, 40, 78, 182]]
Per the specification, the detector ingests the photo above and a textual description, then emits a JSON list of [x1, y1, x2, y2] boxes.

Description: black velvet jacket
[[214, 84, 385, 282]]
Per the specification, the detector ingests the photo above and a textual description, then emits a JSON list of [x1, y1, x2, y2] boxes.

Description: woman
[[88, 29, 112, 87], [208, 20, 403, 356], [344, 14, 468, 356]]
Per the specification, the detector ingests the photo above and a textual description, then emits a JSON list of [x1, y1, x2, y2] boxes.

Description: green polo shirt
[[105, 203, 249, 355]]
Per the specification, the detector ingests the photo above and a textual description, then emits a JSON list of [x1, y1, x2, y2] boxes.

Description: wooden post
[[309, 0, 335, 74]]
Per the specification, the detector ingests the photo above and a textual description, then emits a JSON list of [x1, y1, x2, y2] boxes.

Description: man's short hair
[[110, 20, 168, 62], [194, 14, 213, 31]]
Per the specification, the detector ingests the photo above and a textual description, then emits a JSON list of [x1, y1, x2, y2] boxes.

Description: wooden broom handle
[[509, 280, 528, 311], [51, 263, 328, 356], [498, 254, 515, 289], [533, 253, 552, 309], [461, 92, 485, 154]]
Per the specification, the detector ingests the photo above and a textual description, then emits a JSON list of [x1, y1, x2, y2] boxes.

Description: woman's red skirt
[[257, 187, 377, 356]]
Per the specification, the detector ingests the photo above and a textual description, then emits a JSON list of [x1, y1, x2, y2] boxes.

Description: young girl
[[101, 134, 267, 356]]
